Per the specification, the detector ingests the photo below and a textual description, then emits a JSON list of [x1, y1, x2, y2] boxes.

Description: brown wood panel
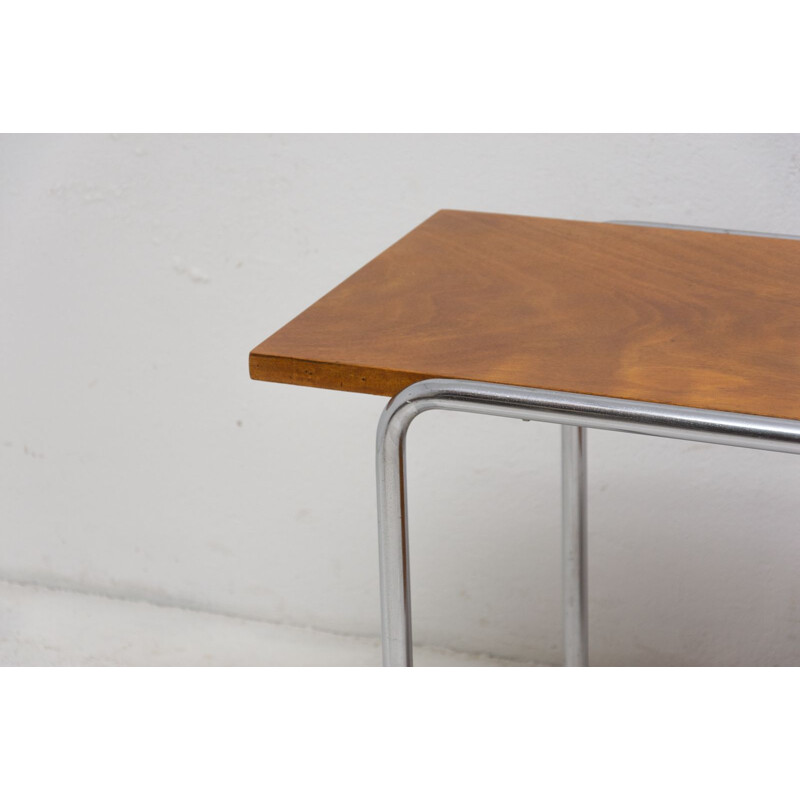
[[250, 210, 800, 420]]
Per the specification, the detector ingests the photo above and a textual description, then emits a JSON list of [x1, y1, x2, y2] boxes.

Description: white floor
[[0, 580, 535, 667]]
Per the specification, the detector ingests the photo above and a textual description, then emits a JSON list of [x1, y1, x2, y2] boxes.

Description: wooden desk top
[[250, 210, 800, 420]]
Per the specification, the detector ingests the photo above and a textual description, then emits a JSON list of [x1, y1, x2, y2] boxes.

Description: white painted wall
[[2, 133, 800, 666]]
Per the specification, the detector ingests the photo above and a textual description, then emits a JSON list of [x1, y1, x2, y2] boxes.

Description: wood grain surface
[[250, 210, 800, 420]]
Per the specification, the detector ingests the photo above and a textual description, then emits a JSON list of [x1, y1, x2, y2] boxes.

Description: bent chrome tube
[[376, 379, 800, 667]]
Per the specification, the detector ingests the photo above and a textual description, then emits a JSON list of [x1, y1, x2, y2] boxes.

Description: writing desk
[[250, 210, 800, 666]]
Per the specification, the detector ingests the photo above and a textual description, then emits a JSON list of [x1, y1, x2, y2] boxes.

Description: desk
[[250, 211, 800, 666]]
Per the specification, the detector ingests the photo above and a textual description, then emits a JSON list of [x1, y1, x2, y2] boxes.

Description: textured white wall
[[2, 133, 800, 666]]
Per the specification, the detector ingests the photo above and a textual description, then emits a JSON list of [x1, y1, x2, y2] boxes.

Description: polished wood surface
[[250, 210, 800, 420]]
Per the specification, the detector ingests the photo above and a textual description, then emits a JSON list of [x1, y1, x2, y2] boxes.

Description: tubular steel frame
[[376, 381, 800, 667]]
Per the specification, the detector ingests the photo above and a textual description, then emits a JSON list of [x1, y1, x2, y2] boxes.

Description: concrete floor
[[0, 580, 536, 667]]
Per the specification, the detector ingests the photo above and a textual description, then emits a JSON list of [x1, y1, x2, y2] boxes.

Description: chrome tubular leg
[[374, 378, 800, 668], [376, 411, 413, 666], [562, 424, 588, 667]]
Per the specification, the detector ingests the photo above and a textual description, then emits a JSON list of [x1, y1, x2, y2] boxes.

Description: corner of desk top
[[249, 344, 431, 399]]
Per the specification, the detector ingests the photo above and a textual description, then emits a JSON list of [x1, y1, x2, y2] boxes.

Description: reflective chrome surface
[[609, 220, 800, 240], [376, 379, 800, 667], [562, 425, 588, 667], [376, 400, 413, 667]]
